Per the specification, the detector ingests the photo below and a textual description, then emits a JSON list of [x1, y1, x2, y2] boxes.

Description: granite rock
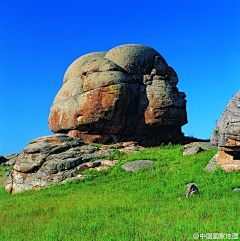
[[183, 142, 216, 156], [48, 44, 187, 146], [210, 91, 240, 172], [121, 160, 155, 172]]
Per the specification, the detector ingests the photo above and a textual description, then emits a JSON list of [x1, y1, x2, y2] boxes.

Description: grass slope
[[0, 145, 240, 240]]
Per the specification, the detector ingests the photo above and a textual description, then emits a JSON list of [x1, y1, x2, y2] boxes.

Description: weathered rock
[[4, 153, 19, 166], [183, 142, 216, 156], [101, 159, 116, 167], [183, 146, 202, 156], [184, 183, 198, 197], [232, 188, 240, 192], [48, 44, 187, 146], [121, 160, 155, 172], [203, 153, 219, 173], [5, 134, 86, 194], [211, 91, 240, 146], [6, 133, 146, 193], [210, 91, 240, 172], [86, 160, 101, 168]]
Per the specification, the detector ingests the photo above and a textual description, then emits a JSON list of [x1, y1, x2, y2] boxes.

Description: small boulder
[[232, 188, 240, 192], [184, 183, 198, 197], [183, 146, 202, 156], [101, 160, 116, 167], [183, 142, 216, 156], [86, 161, 101, 168], [121, 160, 155, 172]]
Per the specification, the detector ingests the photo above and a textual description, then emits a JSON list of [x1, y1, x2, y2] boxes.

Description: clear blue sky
[[0, 0, 240, 156]]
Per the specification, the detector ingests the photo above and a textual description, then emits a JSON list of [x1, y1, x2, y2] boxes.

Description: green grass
[[0, 145, 240, 240]]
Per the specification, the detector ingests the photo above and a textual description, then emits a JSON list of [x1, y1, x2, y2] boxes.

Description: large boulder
[[209, 90, 240, 172], [48, 44, 187, 146]]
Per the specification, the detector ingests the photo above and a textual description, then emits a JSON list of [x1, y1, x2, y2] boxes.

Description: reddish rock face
[[48, 44, 187, 146]]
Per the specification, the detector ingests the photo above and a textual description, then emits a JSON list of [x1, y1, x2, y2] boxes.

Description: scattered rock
[[86, 161, 101, 168], [210, 90, 240, 172], [95, 166, 109, 171], [101, 160, 116, 167], [232, 188, 240, 192], [183, 146, 202, 156], [183, 142, 216, 156], [184, 183, 198, 197], [48, 44, 187, 147], [121, 160, 155, 172]]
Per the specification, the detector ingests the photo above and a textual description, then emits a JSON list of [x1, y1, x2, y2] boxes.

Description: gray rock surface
[[121, 160, 155, 172], [4, 153, 19, 166], [183, 142, 216, 156], [232, 188, 240, 192], [210, 90, 240, 172], [5, 134, 118, 194], [211, 90, 240, 146], [203, 153, 219, 173], [5, 135, 143, 193]]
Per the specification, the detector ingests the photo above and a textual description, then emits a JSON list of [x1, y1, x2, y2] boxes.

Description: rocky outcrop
[[209, 91, 240, 172], [5, 134, 147, 193], [48, 44, 187, 146], [5, 134, 120, 194]]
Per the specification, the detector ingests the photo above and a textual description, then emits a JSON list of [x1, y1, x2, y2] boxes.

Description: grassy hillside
[[0, 144, 240, 240]]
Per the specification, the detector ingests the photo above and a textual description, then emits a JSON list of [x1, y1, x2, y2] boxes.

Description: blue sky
[[0, 0, 240, 156]]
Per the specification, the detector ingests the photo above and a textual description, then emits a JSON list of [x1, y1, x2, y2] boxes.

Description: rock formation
[[5, 134, 144, 193], [209, 90, 240, 172], [48, 44, 187, 146]]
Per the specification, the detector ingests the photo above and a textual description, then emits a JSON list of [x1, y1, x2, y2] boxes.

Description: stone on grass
[[121, 160, 155, 172], [183, 142, 216, 156], [184, 183, 198, 197], [232, 188, 240, 192]]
